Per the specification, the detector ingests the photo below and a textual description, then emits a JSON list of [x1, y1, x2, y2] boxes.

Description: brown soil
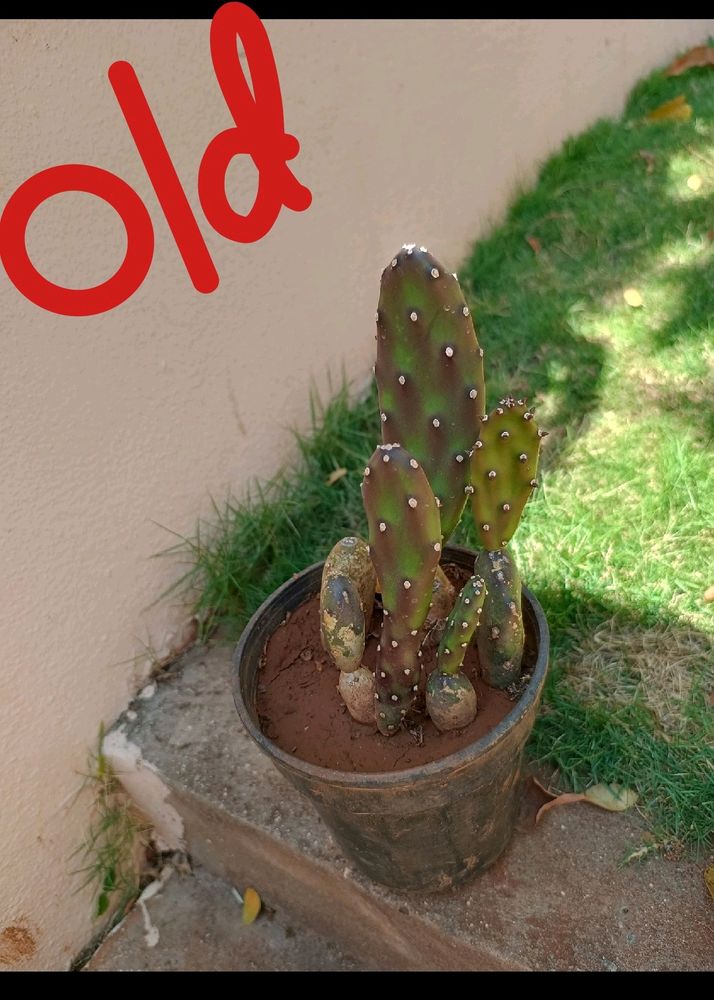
[[256, 565, 533, 773]]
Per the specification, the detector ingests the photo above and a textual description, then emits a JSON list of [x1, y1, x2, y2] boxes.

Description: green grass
[[166, 57, 714, 849]]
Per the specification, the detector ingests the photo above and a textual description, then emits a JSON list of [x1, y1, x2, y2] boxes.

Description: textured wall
[[1, 17, 711, 971]]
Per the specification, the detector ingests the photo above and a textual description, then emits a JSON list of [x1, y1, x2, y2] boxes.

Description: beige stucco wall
[[1, 17, 711, 971]]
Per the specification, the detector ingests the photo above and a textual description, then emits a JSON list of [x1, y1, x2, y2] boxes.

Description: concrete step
[[104, 642, 714, 972], [85, 865, 366, 971]]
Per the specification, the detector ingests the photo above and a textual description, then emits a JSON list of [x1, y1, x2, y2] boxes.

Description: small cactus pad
[[474, 548, 524, 688], [338, 667, 377, 724], [469, 397, 543, 550], [320, 537, 376, 672], [426, 565, 456, 628], [426, 670, 477, 731], [436, 575, 487, 676], [361, 443, 442, 734], [376, 245, 486, 541], [320, 576, 365, 672]]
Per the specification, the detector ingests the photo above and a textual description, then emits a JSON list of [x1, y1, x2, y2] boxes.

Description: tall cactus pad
[[375, 622, 423, 733], [469, 397, 543, 551], [474, 548, 524, 688], [320, 537, 375, 672], [361, 443, 442, 734], [376, 245, 486, 541], [436, 575, 487, 676]]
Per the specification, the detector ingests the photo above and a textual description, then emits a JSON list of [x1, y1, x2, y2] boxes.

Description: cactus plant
[[426, 574, 486, 731], [317, 246, 546, 735], [468, 397, 544, 687]]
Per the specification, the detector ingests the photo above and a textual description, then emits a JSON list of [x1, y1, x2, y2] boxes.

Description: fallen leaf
[[646, 95, 692, 123], [638, 149, 656, 174], [583, 783, 639, 812], [525, 235, 541, 255], [242, 886, 261, 924], [666, 45, 714, 77], [534, 778, 638, 823], [705, 866, 714, 902], [536, 791, 585, 823], [623, 288, 643, 308], [326, 467, 347, 486], [687, 174, 703, 191], [702, 584, 714, 602]]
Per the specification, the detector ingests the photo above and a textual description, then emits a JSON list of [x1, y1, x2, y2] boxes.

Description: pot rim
[[231, 544, 549, 790]]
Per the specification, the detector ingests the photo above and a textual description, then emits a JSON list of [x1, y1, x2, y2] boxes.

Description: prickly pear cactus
[[426, 575, 486, 731], [474, 548, 524, 688], [361, 442, 442, 735], [375, 245, 485, 542], [320, 537, 375, 673], [469, 397, 543, 551]]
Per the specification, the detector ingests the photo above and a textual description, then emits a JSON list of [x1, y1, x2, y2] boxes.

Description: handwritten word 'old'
[[0, 4, 312, 316]]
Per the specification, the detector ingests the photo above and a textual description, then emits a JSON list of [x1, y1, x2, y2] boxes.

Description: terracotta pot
[[231, 544, 549, 893]]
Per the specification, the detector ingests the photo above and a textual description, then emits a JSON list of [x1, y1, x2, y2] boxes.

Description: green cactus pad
[[320, 536, 376, 672], [426, 670, 477, 731], [361, 442, 442, 734], [469, 396, 543, 550], [436, 575, 487, 676], [474, 547, 524, 688], [376, 245, 486, 542]]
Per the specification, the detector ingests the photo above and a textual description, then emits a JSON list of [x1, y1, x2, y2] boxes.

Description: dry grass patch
[[564, 618, 714, 735]]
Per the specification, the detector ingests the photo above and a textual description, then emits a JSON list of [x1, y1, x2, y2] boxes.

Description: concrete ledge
[[108, 643, 714, 971]]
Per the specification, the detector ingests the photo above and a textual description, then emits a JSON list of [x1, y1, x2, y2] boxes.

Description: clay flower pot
[[231, 544, 549, 893]]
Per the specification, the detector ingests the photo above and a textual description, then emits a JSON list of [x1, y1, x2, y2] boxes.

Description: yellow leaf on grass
[[242, 887, 261, 924], [623, 288, 643, 308], [687, 174, 703, 191], [703, 584, 714, 603], [326, 467, 347, 486], [705, 866, 714, 902], [666, 45, 714, 77], [646, 95, 692, 123], [583, 783, 639, 812]]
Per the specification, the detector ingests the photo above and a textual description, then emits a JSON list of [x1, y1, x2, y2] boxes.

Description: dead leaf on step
[[242, 886, 262, 924], [666, 45, 714, 77], [705, 866, 714, 902], [326, 467, 347, 486], [638, 149, 656, 173], [646, 95, 692, 123], [534, 777, 638, 823], [525, 235, 541, 255], [702, 584, 714, 602], [623, 288, 643, 308]]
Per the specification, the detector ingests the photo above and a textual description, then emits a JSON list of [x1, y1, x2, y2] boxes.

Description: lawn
[[166, 55, 714, 850]]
